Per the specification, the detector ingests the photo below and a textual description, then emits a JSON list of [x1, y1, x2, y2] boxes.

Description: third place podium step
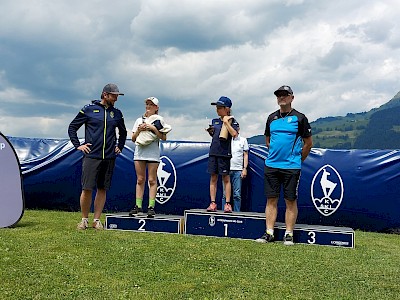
[[184, 209, 354, 248]]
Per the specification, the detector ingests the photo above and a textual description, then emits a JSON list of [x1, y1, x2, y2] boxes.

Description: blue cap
[[211, 96, 232, 108]]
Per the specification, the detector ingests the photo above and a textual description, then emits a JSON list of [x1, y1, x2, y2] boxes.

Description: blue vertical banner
[[0, 133, 24, 227]]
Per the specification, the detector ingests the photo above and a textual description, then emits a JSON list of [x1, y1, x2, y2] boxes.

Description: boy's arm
[[223, 116, 238, 138], [206, 119, 215, 136], [241, 150, 249, 178]]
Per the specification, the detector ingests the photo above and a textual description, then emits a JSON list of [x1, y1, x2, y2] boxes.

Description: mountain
[[247, 135, 265, 144], [248, 91, 400, 149]]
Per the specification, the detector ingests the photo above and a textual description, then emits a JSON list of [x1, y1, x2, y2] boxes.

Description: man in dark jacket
[[68, 83, 127, 230]]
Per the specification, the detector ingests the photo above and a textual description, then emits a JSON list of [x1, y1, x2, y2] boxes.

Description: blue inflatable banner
[[7, 137, 400, 233]]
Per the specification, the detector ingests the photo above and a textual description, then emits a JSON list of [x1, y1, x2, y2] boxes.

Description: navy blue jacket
[[68, 100, 127, 160], [209, 117, 239, 157]]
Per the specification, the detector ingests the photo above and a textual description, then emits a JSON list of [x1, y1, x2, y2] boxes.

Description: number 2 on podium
[[138, 219, 146, 231]]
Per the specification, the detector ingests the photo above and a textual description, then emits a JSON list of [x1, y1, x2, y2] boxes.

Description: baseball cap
[[145, 96, 159, 106], [103, 83, 124, 95], [274, 85, 293, 96], [211, 96, 232, 108]]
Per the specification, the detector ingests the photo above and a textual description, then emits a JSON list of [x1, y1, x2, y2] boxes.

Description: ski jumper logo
[[156, 156, 176, 204], [311, 164, 344, 216]]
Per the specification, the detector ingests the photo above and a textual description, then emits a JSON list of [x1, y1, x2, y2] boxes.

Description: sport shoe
[[77, 219, 88, 230], [206, 202, 217, 212], [92, 220, 104, 230], [224, 203, 232, 213], [283, 233, 294, 246], [129, 205, 143, 216], [147, 207, 155, 218], [255, 232, 274, 243]]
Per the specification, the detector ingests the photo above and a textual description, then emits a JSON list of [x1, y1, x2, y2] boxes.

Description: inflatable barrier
[[7, 137, 400, 233]]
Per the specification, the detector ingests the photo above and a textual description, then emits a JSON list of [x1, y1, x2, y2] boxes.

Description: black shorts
[[264, 166, 300, 201], [81, 157, 116, 190], [207, 156, 230, 175]]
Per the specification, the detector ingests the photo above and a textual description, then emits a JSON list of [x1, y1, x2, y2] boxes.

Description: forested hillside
[[248, 91, 400, 150], [354, 105, 400, 149]]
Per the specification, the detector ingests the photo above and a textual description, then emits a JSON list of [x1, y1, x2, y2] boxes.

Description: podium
[[184, 209, 355, 248], [105, 213, 184, 234], [105, 210, 355, 248]]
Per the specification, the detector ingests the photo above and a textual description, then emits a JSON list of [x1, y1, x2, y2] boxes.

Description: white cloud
[[0, 0, 400, 142], [0, 115, 73, 139]]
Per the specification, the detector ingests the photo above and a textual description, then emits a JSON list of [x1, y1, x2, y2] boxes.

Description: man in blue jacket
[[68, 83, 127, 230], [256, 85, 312, 245]]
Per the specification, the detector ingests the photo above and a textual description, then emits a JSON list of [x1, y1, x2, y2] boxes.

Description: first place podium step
[[105, 213, 184, 234], [184, 209, 355, 248]]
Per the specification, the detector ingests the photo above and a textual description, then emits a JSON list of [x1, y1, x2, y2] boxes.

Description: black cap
[[102, 83, 124, 96], [274, 85, 293, 96]]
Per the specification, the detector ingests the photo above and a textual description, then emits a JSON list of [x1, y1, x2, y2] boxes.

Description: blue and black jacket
[[68, 100, 127, 160], [209, 117, 240, 158], [264, 109, 312, 169]]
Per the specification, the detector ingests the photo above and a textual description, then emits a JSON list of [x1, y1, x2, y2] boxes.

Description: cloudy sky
[[1, 0, 400, 142]]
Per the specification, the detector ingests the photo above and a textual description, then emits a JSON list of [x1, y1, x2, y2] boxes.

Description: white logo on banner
[[311, 164, 344, 216], [0, 143, 5, 150], [209, 216, 216, 227], [156, 156, 176, 204]]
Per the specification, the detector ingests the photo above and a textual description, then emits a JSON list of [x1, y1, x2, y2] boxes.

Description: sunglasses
[[276, 93, 291, 98]]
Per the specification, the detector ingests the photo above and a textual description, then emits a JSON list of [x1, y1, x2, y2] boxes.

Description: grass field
[[1, 210, 400, 300]]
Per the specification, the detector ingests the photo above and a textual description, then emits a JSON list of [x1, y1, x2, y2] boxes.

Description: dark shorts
[[264, 166, 301, 201], [207, 156, 230, 175], [134, 160, 159, 164], [81, 157, 116, 190]]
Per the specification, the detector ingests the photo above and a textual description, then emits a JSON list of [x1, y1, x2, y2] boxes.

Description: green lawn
[[1, 210, 399, 300]]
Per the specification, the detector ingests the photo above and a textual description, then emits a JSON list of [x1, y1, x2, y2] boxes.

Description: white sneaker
[[77, 219, 88, 230], [283, 234, 294, 246], [255, 232, 274, 243], [92, 220, 104, 230]]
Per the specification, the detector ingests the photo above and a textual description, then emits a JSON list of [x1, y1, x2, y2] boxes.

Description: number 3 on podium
[[308, 231, 316, 244]]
